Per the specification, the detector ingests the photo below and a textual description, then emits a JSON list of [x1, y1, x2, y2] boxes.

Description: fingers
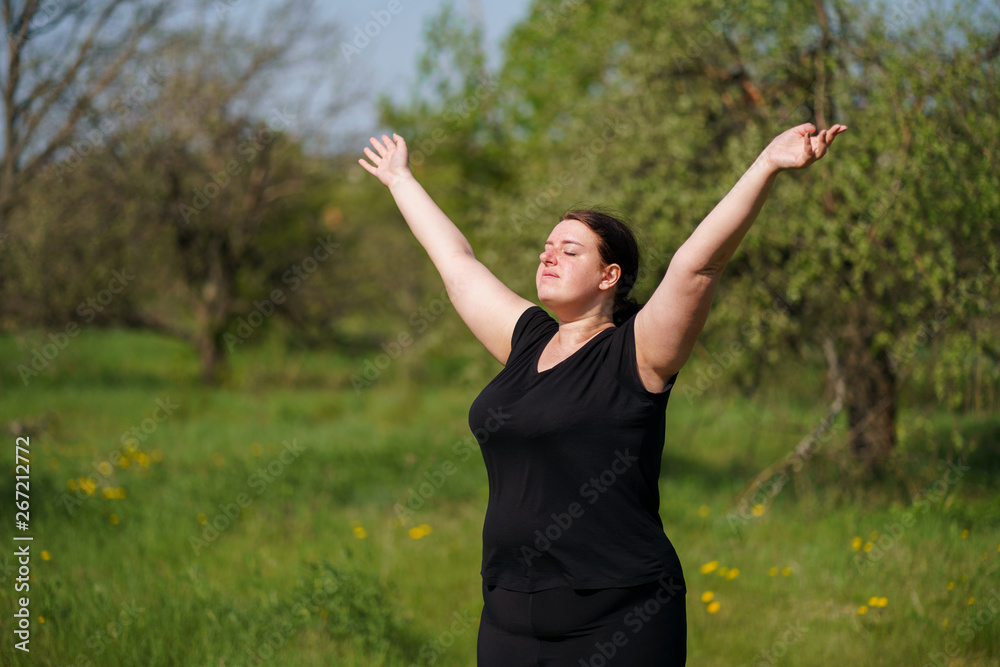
[[826, 125, 847, 145], [363, 146, 381, 165], [358, 158, 377, 176], [369, 135, 389, 158]]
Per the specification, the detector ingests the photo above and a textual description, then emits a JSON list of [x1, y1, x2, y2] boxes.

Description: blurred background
[[0, 0, 998, 664]]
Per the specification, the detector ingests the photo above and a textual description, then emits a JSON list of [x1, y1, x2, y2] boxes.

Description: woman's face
[[536, 218, 620, 319]]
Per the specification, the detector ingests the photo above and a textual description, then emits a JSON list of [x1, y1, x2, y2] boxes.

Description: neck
[[553, 312, 614, 346]]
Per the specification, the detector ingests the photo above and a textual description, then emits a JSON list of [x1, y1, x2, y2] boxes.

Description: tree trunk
[[194, 290, 230, 385], [196, 331, 227, 385], [840, 329, 897, 469]]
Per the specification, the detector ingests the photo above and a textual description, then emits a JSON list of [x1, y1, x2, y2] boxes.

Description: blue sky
[[326, 0, 534, 139]]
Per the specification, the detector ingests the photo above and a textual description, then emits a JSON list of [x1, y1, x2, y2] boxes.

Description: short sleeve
[[507, 306, 557, 365], [606, 314, 678, 402]]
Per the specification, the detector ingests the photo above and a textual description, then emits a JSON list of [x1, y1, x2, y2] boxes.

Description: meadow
[[0, 325, 998, 667]]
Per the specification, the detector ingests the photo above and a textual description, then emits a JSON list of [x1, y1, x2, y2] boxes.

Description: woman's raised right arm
[[359, 133, 533, 364]]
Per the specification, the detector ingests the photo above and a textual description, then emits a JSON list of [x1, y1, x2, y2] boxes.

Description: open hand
[[762, 123, 847, 172], [358, 133, 412, 187]]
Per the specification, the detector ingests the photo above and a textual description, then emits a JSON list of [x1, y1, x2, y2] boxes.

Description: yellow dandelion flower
[[97, 461, 113, 476], [39, 616, 45, 624], [707, 601, 720, 614], [943, 619, 949, 627], [868, 596, 879, 607], [697, 505, 710, 517], [109, 514, 120, 525], [863, 541, 873, 552], [718, 567, 729, 577], [727, 568, 740, 580], [250, 442, 263, 457], [67, 479, 79, 491], [117, 455, 130, 469], [197, 513, 208, 525], [353, 526, 368, 539], [79, 477, 97, 496], [858, 605, 868, 615], [408, 526, 425, 539], [768, 567, 778, 577], [851, 536, 862, 551], [136, 452, 150, 468], [701, 591, 714, 603], [41, 551, 51, 561], [752, 504, 765, 517], [123, 438, 139, 453], [211, 453, 225, 467], [151, 449, 163, 462], [700, 560, 719, 574], [948, 581, 955, 590], [960, 529, 969, 539], [968, 597, 975, 605], [781, 567, 792, 576], [878, 597, 888, 607]]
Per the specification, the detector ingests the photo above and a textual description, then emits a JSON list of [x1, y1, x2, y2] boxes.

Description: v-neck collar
[[534, 325, 615, 375]]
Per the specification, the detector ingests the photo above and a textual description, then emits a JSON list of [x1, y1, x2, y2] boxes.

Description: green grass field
[[1, 327, 998, 666]]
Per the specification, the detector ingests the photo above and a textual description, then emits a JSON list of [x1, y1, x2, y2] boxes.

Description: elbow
[[696, 261, 727, 278], [669, 247, 729, 280], [458, 245, 476, 262]]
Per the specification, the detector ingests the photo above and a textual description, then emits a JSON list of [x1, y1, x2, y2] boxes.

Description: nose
[[539, 248, 555, 264]]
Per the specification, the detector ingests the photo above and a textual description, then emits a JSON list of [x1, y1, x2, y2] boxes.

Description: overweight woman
[[359, 122, 846, 666]]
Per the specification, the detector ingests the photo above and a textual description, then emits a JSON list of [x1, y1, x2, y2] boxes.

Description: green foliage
[[382, 0, 1000, 462], [484, 0, 1000, 365], [0, 14, 354, 383]]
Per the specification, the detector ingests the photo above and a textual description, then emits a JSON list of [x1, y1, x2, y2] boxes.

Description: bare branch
[[1, 1, 171, 219], [13, 0, 127, 162]]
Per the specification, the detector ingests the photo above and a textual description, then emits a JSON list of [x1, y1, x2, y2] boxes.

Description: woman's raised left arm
[[633, 123, 847, 391]]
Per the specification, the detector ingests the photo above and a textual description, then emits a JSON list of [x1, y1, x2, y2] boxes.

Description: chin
[[538, 291, 572, 319], [536, 284, 559, 307]]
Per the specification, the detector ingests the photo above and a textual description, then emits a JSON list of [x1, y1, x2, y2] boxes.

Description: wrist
[[757, 149, 783, 177], [387, 170, 416, 190]]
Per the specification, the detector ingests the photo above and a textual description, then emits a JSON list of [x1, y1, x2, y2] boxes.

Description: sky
[[321, 0, 534, 141]]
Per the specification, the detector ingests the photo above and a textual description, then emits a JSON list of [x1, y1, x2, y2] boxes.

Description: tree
[[0, 2, 356, 384], [467, 0, 999, 470], [0, 0, 173, 225], [91, 7, 346, 383]]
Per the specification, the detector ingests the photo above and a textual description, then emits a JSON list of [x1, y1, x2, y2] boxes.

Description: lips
[[541, 271, 559, 279]]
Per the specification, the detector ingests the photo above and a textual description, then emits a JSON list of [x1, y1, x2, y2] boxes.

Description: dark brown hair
[[561, 208, 642, 326]]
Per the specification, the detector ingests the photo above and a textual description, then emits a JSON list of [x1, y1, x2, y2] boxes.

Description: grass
[[0, 326, 998, 666]]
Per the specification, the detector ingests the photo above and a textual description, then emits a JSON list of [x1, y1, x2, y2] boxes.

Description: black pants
[[477, 577, 686, 666]]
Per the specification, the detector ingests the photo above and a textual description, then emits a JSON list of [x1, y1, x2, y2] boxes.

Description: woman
[[359, 122, 846, 666]]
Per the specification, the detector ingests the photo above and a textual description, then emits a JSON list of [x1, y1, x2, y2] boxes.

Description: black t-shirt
[[468, 305, 684, 592]]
